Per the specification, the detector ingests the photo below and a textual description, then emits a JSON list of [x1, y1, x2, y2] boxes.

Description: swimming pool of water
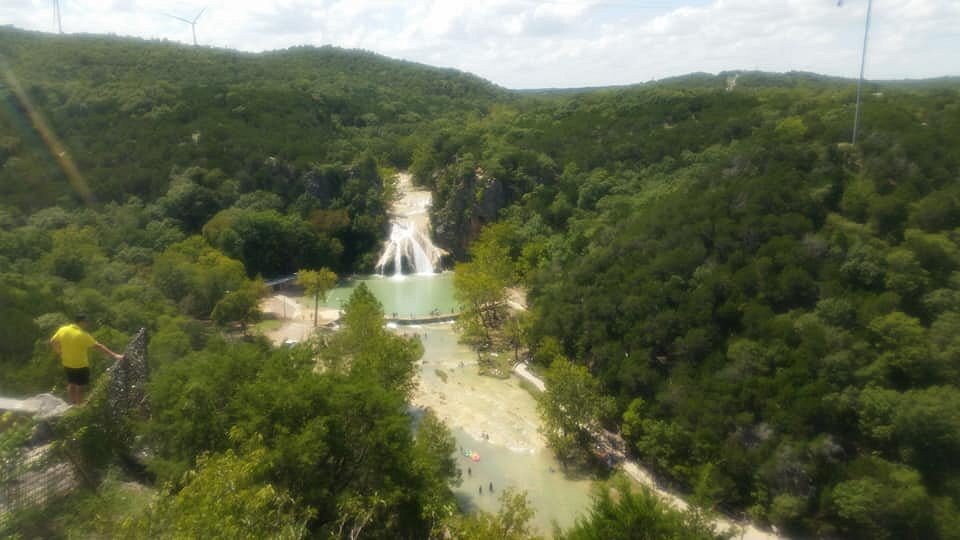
[[317, 272, 458, 318]]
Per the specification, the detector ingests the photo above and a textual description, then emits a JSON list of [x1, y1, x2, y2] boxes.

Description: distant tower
[[165, 7, 206, 47]]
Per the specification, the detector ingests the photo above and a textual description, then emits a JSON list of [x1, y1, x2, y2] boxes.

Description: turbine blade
[[164, 13, 193, 24], [193, 7, 206, 23]]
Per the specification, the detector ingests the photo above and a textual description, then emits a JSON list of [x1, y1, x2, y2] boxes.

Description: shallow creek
[[413, 322, 594, 535], [310, 275, 594, 535]]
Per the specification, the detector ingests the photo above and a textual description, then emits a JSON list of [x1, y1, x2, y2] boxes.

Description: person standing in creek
[[50, 314, 124, 405]]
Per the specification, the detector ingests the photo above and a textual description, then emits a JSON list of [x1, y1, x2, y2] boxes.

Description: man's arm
[[94, 342, 124, 362], [50, 337, 61, 356]]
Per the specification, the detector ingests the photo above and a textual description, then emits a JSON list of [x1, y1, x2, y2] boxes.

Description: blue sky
[[2, 0, 958, 88]]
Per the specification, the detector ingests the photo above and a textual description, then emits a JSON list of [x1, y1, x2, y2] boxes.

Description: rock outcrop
[[431, 170, 508, 259]]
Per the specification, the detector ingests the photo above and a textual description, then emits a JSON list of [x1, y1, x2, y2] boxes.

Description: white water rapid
[[375, 173, 444, 276]]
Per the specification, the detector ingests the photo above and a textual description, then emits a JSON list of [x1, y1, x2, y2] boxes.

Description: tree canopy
[[411, 66, 960, 537], [3, 25, 960, 539]]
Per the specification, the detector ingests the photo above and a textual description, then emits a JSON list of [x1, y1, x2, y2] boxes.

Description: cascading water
[[375, 173, 444, 276], [376, 219, 442, 275]]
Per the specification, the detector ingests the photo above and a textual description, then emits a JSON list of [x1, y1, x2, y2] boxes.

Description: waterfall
[[375, 173, 444, 276], [375, 220, 442, 275]]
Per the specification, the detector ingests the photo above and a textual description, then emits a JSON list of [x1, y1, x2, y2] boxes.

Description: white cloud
[[1, 0, 957, 88]]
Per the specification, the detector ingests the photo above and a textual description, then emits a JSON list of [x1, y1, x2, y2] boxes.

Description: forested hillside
[[0, 27, 502, 205], [419, 74, 960, 537], [3, 25, 960, 539], [0, 25, 506, 402], [0, 27, 504, 274], [1, 29, 498, 538]]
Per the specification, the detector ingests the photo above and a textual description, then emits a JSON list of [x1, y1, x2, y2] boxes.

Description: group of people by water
[[460, 446, 493, 495], [464, 462, 495, 495]]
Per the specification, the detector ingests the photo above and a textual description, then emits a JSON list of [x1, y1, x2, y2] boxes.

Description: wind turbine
[[165, 7, 206, 46]]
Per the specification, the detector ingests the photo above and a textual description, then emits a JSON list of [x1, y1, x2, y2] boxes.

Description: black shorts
[[64, 367, 90, 386]]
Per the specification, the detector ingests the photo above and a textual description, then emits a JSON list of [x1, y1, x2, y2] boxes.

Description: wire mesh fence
[[0, 439, 78, 530], [0, 327, 149, 530]]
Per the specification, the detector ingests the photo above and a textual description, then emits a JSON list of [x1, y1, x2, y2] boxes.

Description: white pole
[[852, 0, 873, 145], [54, 0, 63, 33]]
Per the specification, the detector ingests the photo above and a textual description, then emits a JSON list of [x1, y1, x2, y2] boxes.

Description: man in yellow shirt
[[50, 314, 124, 405]]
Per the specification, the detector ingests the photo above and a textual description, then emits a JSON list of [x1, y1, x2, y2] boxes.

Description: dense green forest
[[0, 28, 491, 537], [421, 71, 960, 537], [0, 26, 504, 272], [3, 25, 960, 539]]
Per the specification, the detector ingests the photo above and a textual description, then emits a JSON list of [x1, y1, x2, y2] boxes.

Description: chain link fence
[[0, 328, 148, 530], [0, 440, 78, 530]]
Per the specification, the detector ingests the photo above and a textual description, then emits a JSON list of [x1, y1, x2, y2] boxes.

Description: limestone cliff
[[430, 169, 509, 260]]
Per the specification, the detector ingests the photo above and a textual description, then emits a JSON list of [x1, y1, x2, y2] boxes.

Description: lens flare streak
[[0, 57, 94, 205]]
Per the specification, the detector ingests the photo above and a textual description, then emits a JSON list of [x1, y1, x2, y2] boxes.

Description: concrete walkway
[[512, 362, 545, 392], [386, 313, 459, 325]]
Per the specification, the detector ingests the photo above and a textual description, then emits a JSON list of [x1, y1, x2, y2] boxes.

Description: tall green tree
[[559, 478, 728, 540], [296, 268, 338, 327], [128, 445, 310, 539], [454, 228, 515, 345], [152, 236, 247, 318], [211, 279, 267, 334], [537, 356, 615, 466], [445, 488, 540, 540], [413, 410, 461, 535], [327, 283, 422, 396]]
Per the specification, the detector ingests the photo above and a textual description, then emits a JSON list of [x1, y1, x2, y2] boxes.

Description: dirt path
[[258, 294, 339, 346], [513, 362, 545, 391]]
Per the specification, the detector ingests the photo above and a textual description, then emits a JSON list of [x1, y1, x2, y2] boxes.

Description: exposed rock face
[[0, 394, 70, 419], [24, 394, 70, 420], [303, 167, 339, 207], [431, 171, 508, 260], [304, 162, 384, 209]]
